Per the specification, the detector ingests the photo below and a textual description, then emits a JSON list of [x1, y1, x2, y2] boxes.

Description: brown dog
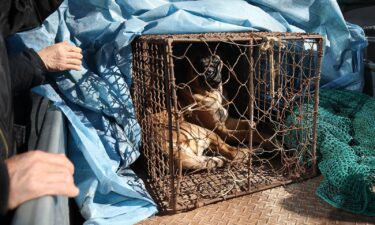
[[147, 111, 249, 170], [175, 46, 264, 146]]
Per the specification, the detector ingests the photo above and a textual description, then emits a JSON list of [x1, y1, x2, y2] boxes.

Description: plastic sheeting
[[6, 0, 367, 224], [33, 85, 157, 225], [246, 0, 367, 90]]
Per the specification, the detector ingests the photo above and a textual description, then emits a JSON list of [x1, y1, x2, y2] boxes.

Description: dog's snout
[[197, 55, 223, 87], [207, 67, 215, 75]]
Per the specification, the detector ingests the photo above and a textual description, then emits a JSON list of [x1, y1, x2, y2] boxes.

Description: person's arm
[[0, 160, 9, 216], [8, 48, 47, 96], [9, 42, 83, 96], [3, 0, 63, 36]]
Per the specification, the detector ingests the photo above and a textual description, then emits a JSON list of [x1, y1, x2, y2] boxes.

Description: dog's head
[[195, 55, 223, 89]]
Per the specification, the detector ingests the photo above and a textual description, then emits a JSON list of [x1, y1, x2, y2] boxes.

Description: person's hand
[[5, 150, 79, 209], [37, 41, 82, 72]]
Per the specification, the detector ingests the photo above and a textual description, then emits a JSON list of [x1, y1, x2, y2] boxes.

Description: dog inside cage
[[171, 41, 276, 168], [132, 33, 322, 212]]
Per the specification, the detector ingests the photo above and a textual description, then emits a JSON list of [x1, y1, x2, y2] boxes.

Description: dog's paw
[[232, 148, 251, 163], [206, 156, 226, 169]]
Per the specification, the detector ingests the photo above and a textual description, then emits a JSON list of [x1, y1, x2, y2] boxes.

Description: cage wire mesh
[[132, 32, 324, 213]]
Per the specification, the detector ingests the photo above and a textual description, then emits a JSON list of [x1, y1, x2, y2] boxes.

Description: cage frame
[[132, 32, 324, 213]]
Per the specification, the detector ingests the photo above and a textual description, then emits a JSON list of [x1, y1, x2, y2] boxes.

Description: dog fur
[[148, 111, 249, 170], [175, 45, 264, 146]]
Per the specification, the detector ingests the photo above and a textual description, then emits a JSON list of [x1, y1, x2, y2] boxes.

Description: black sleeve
[[3, 0, 63, 36], [32, 0, 64, 25], [0, 160, 9, 216], [9, 48, 47, 96]]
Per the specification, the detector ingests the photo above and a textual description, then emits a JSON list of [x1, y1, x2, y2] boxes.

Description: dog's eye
[[201, 58, 210, 66]]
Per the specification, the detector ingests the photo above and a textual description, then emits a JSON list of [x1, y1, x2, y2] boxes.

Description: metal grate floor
[[137, 176, 374, 225]]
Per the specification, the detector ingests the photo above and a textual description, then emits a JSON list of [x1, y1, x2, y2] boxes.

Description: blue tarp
[[7, 0, 367, 224]]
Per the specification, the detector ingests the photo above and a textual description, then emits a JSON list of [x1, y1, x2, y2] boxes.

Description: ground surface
[[137, 176, 374, 225]]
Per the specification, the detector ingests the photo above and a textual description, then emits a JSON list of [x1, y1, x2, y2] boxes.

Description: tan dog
[[176, 52, 264, 146], [147, 111, 249, 170]]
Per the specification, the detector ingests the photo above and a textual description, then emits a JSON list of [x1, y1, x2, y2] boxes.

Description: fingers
[[44, 181, 80, 197], [30, 154, 79, 198], [30, 173, 79, 199], [30, 151, 75, 174], [62, 42, 82, 54], [64, 44, 83, 71], [40, 171, 79, 197], [62, 47, 83, 71], [66, 58, 82, 67], [64, 64, 82, 71], [56, 57, 82, 71], [42, 171, 74, 184], [5, 151, 79, 209], [37, 41, 83, 72], [67, 45, 82, 54], [67, 51, 83, 60]]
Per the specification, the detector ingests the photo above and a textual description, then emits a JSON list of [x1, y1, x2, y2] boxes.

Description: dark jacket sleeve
[[0, 160, 9, 216], [9, 49, 48, 96], [3, 0, 63, 37]]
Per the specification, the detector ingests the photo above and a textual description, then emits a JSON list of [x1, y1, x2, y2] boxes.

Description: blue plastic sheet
[[246, 0, 368, 90], [7, 0, 367, 224], [33, 85, 156, 225]]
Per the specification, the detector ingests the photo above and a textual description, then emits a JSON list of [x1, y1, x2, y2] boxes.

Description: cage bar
[[132, 32, 323, 213]]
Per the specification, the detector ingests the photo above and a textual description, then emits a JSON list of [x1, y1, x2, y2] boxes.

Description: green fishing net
[[286, 89, 375, 216]]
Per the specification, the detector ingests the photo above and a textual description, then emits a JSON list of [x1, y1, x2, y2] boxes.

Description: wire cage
[[131, 32, 323, 213]]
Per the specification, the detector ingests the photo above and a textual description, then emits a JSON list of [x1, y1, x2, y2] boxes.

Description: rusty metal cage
[[131, 32, 323, 213]]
